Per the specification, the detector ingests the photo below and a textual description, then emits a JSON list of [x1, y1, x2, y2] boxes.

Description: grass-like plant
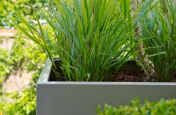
[[140, 0, 176, 81], [16, 0, 137, 81]]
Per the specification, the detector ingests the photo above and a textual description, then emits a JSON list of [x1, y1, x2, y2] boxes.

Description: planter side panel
[[37, 83, 176, 115]]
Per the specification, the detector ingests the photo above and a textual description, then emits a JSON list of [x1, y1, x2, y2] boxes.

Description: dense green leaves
[[0, 48, 12, 84], [0, 34, 46, 84], [97, 99, 176, 115], [0, 33, 46, 115], [0, 0, 48, 27], [0, 87, 36, 115]]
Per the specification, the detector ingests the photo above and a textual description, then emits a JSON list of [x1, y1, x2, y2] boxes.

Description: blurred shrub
[[0, 72, 40, 115], [97, 99, 176, 115], [0, 33, 46, 84], [0, 48, 13, 84], [11, 34, 46, 71], [0, 0, 48, 27], [0, 33, 46, 114]]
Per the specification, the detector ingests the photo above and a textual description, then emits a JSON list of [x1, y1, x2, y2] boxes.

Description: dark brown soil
[[49, 60, 146, 82], [172, 73, 176, 82], [49, 60, 176, 82], [112, 61, 145, 82]]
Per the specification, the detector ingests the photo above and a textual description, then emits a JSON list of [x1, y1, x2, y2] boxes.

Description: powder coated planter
[[37, 59, 176, 115]]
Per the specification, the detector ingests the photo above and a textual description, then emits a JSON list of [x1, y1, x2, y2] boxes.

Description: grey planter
[[37, 59, 176, 115]]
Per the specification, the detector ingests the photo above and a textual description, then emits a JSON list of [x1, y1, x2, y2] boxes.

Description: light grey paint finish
[[37, 59, 176, 115], [37, 58, 52, 83], [37, 83, 176, 115]]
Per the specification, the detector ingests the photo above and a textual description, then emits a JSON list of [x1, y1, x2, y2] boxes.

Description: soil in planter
[[49, 60, 145, 82], [112, 61, 145, 82], [49, 59, 66, 81], [49, 60, 176, 82], [112, 62, 176, 82], [172, 73, 176, 82]]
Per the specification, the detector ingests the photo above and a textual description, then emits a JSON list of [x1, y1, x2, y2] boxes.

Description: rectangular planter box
[[37, 59, 176, 115]]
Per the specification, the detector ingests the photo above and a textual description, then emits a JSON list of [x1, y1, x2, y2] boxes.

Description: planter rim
[[38, 59, 176, 85]]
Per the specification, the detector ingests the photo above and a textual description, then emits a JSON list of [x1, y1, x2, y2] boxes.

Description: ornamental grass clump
[[16, 0, 135, 81], [140, 0, 176, 81]]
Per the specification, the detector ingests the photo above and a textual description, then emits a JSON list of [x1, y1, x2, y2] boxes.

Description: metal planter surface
[[37, 59, 176, 115]]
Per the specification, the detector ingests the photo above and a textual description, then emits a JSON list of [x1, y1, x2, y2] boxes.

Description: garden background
[[0, 1, 48, 114], [1, 0, 176, 115]]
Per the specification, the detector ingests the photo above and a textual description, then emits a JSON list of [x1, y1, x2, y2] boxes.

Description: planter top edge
[[37, 81, 176, 86], [37, 58, 176, 86]]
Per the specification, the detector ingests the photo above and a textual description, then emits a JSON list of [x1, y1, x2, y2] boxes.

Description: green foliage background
[[0, 0, 47, 27], [0, 1, 47, 114], [0, 34, 46, 114], [0, 48, 12, 84], [1, 0, 176, 114]]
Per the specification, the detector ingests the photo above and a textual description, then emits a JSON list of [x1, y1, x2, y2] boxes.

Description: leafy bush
[[0, 1, 47, 113], [0, 48, 12, 84], [0, 71, 43, 115], [10, 34, 46, 71], [0, 0, 48, 27], [0, 33, 46, 115], [0, 33, 46, 84], [97, 99, 176, 115], [0, 86, 36, 115]]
